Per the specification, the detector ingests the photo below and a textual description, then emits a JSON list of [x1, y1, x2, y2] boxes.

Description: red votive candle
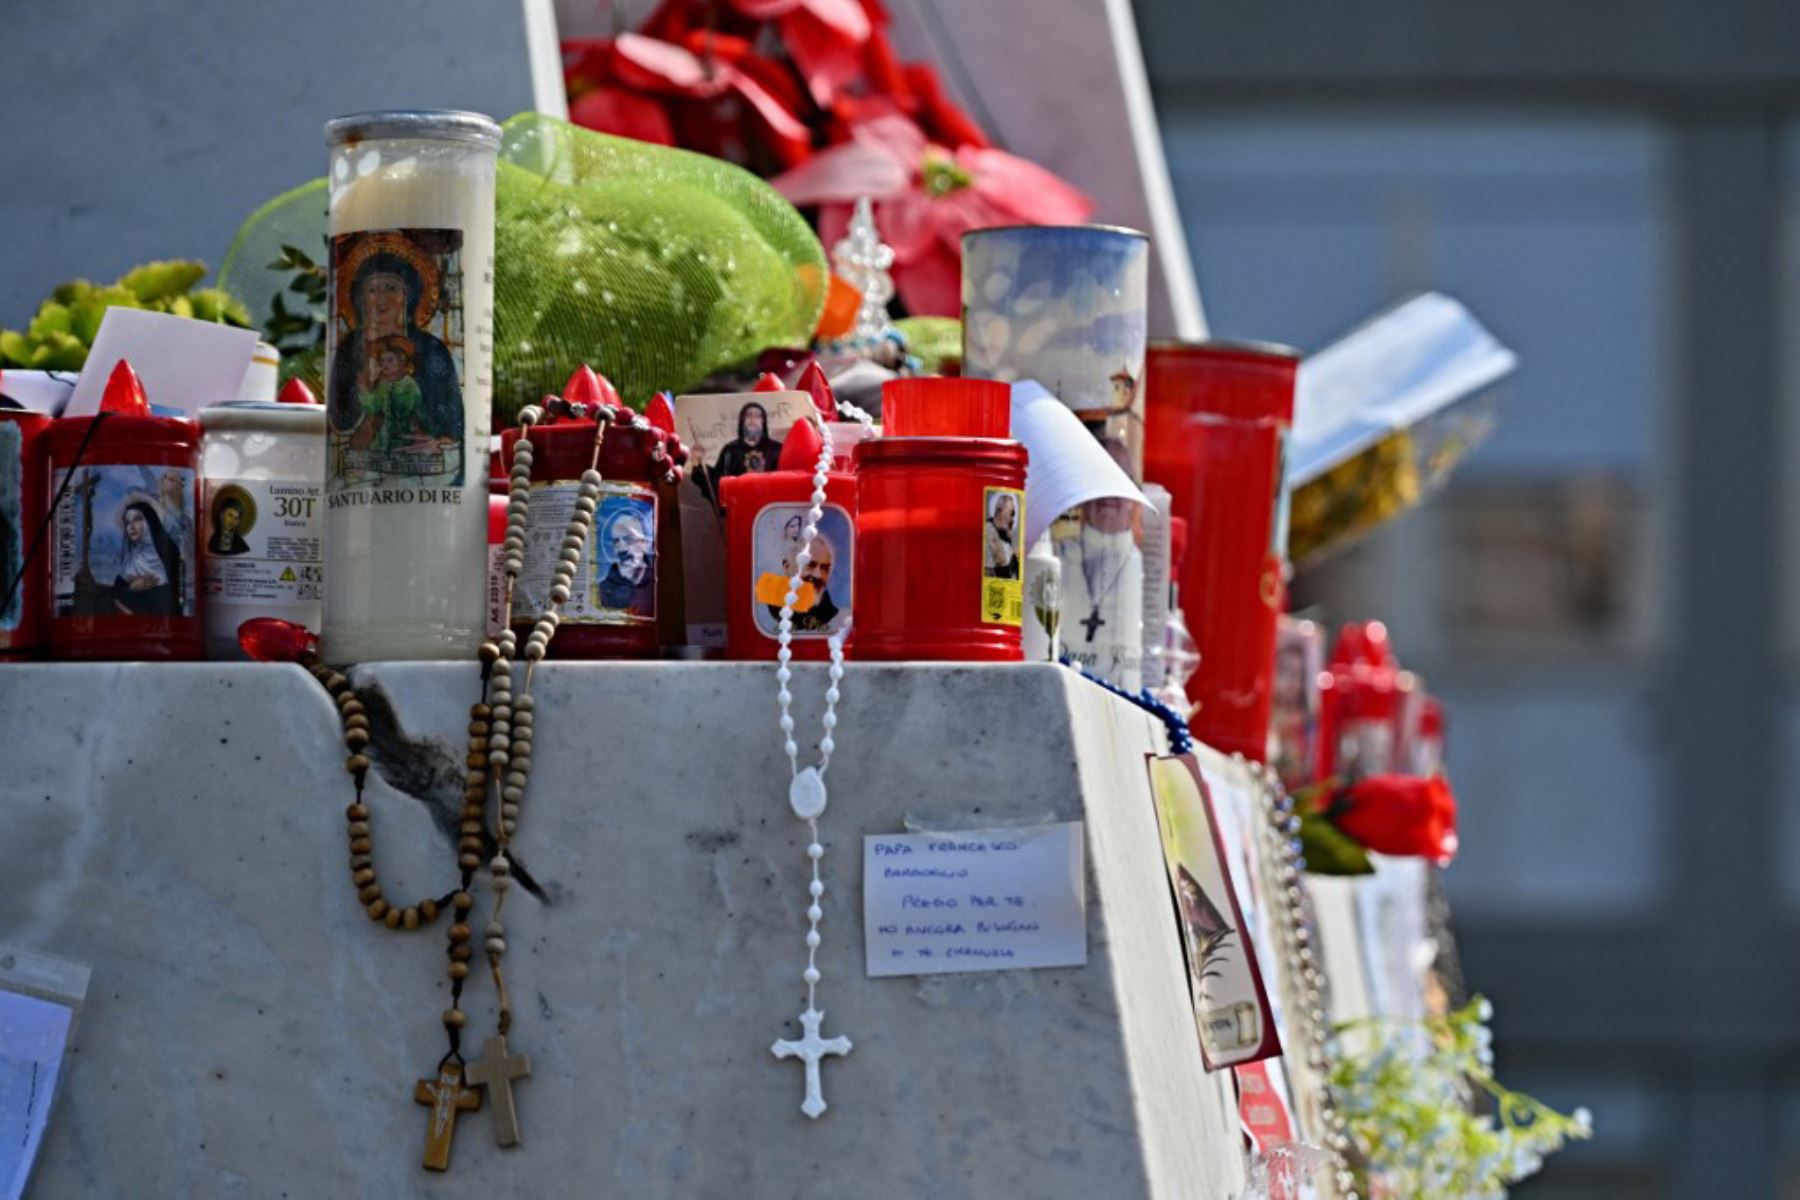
[[881, 377, 1011, 438], [44, 362, 203, 660], [0, 407, 52, 655], [1145, 340, 1299, 761], [723, 415, 856, 660], [1316, 620, 1403, 781], [851, 436, 1028, 661], [500, 412, 661, 659]]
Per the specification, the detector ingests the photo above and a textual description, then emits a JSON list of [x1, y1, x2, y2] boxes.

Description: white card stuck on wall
[[863, 822, 1087, 977]]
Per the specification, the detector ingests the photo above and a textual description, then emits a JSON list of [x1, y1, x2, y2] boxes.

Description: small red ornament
[[645, 392, 677, 433], [1326, 774, 1459, 865], [798, 360, 837, 421], [100, 360, 151, 416], [238, 617, 319, 663], [277, 378, 320, 405], [753, 371, 787, 393]]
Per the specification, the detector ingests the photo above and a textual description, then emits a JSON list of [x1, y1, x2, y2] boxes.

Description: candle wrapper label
[[326, 228, 471, 496], [751, 501, 852, 638], [201, 478, 323, 633], [1, 423, 22, 632], [519, 480, 657, 625], [980, 487, 1025, 627], [1053, 506, 1142, 688], [486, 542, 505, 636], [51, 465, 196, 618]]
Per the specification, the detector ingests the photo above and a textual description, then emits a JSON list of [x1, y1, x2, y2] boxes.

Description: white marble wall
[[2, 662, 1247, 1199]]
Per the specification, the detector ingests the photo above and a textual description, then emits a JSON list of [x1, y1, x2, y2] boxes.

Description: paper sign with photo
[[673, 390, 817, 647], [1148, 754, 1282, 1070]]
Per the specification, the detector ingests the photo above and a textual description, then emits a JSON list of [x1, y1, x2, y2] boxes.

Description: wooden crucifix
[[463, 1035, 531, 1147], [415, 1062, 481, 1171]]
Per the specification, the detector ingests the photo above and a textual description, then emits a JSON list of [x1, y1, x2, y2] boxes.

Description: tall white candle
[[321, 110, 499, 662]]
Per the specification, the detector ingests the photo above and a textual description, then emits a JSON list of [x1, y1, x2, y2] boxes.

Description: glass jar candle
[[499, 414, 661, 659], [45, 365, 202, 661], [198, 393, 326, 659], [723, 415, 855, 661], [321, 109, 500, 662], [0, 408, 52, 655], [1145, 340, 1298, 761], [961, 224, 1149, 477], [851, 437, 1028, 661]]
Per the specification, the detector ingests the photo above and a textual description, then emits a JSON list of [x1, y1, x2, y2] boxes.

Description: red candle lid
[[800, 361, 838, 421], [853, 435, 1027, 472], [645, 391, 677, 433], [101, 360, 151, 416], [753, 372, 786, 393], [277, 378, 320, 405], [777, 413, 825, 471], [881, 377, 1011, 438]]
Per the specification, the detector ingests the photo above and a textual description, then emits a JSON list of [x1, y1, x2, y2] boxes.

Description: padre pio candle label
[[980, 487, 1024, 626], [51, 465, 196, 619], [518, 480, 657, 625], [322, 109, 499, 663], [751, 502, 852, 638]]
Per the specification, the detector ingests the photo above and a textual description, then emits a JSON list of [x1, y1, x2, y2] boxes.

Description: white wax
[[321, 137, 496, 662]]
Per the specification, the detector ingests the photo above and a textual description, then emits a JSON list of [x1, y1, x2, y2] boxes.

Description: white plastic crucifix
[[771, 1006, 852, 1119]]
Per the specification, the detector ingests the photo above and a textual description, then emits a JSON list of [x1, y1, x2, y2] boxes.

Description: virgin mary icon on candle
[[327, 229, 466, 490]]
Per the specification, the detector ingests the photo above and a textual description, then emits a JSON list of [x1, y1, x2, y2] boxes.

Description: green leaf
[[1300, 811, 1375, 875], [278, 243, 317, 271], [0, 330, 31, 366], [26, 303, 72, 339], [116, 259, 207, 302], [162, 295, 196, 319], [26, 331, 87, 370], [51, 279, 95, 306], [188, 288, 252, 327]]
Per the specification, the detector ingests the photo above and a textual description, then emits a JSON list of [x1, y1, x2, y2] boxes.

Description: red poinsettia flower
[[770, 113, 1092, 316], [1326, 774, 1459, 865], [564, 31, 811, 166]]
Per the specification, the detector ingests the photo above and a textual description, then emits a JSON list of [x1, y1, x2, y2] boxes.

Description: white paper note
[[64, 307, 259, 417], [0, 990, 73, 1200], [1009, 381, 1147, 548], [863, 822, 1087, 977]]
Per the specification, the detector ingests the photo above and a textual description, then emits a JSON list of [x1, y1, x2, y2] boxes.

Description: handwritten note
[[863, 823, 1087, 977]]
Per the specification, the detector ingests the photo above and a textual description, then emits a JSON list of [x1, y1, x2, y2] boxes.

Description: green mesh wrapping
[[220, 113, 825, 424]]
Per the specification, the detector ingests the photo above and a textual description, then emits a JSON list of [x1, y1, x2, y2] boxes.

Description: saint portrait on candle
[[110, 497, 184, 616], [52, 466, 196, 619], [983, 490, 1021, 580], [594, 496, 656, 619], [328, 229, 467, 488], [206, 487, 256, 557], [753, 505, 852, 637]]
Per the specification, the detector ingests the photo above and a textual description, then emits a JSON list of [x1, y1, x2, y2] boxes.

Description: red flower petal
[[891, 243, 963, 317], [568, 85, 676, 145], [1330, 774, 1460, 865]]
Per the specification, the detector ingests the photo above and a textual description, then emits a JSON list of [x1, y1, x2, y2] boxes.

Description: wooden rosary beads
[[303, 374, 685, 1173]]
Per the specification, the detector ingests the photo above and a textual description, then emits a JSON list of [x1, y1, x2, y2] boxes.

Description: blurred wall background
[[1133, 0, 1799, 1194]]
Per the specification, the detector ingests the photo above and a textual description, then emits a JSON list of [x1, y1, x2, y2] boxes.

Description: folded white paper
[[64, 307, 259, 417], [1010, 380, 1148, 547]]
